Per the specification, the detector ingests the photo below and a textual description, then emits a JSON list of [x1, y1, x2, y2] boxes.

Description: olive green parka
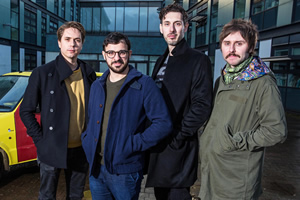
[[199, 68, 287, 200]]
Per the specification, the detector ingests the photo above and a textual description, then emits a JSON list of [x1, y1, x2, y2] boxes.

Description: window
[[189, 0, 198, 7], [101, 7, 116, 32], [148, 6, 160, 32], [293, 0, 300, 22], [195, 5, 208, 47], [36, 0, 46, 8], [70, 0, 74, 20], [61, 0, 65, 19], [234, 0, 246, 18], [0, 76, 29, 112], [11, 41, 19, 72], [125, 3, 139, 32], [25, 50, 37, 71], [80, 2, 161, 35], [75, 2, 79, 21], [24, 6, 37, 44], [273, 36, 289, 46], [251, 0, 278, 30], [288, 61, 300, 88], [271, 62, 288, 86], [49, 18, 58, 33], [54, 0, 58, 15], [41, 15, 46, 47], [210, 0, 218, 43], [11, 0, 19, 41]]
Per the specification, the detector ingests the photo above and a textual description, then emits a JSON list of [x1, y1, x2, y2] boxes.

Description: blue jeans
[[89, 165, 143, 200]]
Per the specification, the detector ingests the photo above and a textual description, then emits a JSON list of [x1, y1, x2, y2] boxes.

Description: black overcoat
[[146, 39, 213, 187], [20, 53, 96, 168]]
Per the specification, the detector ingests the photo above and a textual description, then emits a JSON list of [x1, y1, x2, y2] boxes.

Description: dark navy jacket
[[20, 53, 96, 168], [81, 66, 172, 176]]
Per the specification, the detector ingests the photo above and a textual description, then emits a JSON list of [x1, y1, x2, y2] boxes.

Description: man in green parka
[[199, 19, 287, 200]]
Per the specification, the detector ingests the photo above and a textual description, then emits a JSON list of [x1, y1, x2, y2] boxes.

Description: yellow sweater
[[64, 68, 85, 148]]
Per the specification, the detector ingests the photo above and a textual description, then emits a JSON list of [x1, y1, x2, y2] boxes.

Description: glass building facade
[[0, 0, 79, 74], [186, 0, 300, 112]]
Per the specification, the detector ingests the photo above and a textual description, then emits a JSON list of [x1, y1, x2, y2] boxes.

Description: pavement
[[0, 112, 299, 200], [87, 112, 300, 200]]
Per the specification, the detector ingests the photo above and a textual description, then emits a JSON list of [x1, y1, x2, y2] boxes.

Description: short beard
[[108, 61, 129, 74]]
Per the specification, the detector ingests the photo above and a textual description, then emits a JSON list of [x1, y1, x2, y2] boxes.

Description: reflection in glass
[[234, 0, 246, 18], [81, 8, 92, 32], [148, 7, 160, 32], [274, 49, 289, 56], [125, 7, 139, 32], [116, 7, 124, 32], [292, 47, 300, 56], [101, 7, 115, 32], [272, 62, 287, 70], [0, 76, 29, 112], [265, 0, 278, 10], [293, 0, 300, 22], [252, 0, 264, 14], [93, 8, 100, 32], [137, 63, 147, 74], [274, 73, 287, 86], [140, 7, 148, 32], [289, 62, 300, 88], [288, 74, 300, 88]]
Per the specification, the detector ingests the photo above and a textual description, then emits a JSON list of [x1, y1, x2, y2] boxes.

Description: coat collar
[[161, 38, 189, 57], [152, 38, 189, 78], [170, 38, 189, 56], [55, 53, 75, 82], [55, 53, 93, 82]]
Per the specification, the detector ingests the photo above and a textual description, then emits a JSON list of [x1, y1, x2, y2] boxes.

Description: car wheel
[[0, 154, 4, 179]]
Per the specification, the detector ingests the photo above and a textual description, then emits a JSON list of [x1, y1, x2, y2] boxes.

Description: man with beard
[[81, 32, 172, 200], [198, 19, 287, 200], [146, 3, 213, 200]]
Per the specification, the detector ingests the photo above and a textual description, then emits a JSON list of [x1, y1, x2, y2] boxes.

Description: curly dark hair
[[219, 19, 258, 56], [159, 3, 188, 24], [102, 32, 131, 51]]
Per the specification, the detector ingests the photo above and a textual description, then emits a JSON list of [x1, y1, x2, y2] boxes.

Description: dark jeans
[[154, 187, 192, 200], [38, 147, 88, 200], [89, 165, 143, 200]]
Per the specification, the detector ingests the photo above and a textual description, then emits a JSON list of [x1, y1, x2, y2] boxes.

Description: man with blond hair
[[20, 21, 96, 199]]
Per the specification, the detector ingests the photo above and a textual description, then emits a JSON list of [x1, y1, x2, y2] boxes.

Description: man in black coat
[[146, 4, 213, 200], [20, 21, 96, 200]]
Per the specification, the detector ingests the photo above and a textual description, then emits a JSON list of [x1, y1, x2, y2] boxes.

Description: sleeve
[[132, 77, 173, 152], [20, 69, 43, 144], [175, 55, 213, 141], [232, 79, 287, 151]]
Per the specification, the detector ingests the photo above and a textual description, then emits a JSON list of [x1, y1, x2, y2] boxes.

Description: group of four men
[[20, 3, 287, 200]]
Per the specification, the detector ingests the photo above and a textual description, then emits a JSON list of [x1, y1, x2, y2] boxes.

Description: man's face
[[221, 31, 250, 68], [160, 12, 188, 47], [102, 41, 132, 74], [58, 28, 83, 63]]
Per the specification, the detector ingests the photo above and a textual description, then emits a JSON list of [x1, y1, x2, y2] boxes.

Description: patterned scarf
[[223, 56, 253, 84], [223, 56, 272, 84]]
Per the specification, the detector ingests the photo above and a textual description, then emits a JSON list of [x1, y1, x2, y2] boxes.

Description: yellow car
[[0, 71, 101, 178], [0, 72, 37, 178]]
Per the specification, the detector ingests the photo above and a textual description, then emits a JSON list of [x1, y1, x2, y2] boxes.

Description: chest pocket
[[228, 94, 247, 104]]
